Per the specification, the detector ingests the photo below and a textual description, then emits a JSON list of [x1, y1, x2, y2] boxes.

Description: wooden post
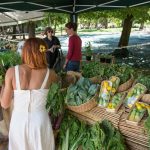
[[28, 21, 35, 38]]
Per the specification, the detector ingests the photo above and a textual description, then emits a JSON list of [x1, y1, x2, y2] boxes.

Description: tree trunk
[[139, 22, 144, 30], [54, 20, 56, 35], [95, 22, 98, 29], [12, 25, 16, 39], [104, 18, 108, 29], [22, 24, 25, 40], [28, 21, 35, 38], [118, 14, 133, 47], [87, 22, 90, 29]]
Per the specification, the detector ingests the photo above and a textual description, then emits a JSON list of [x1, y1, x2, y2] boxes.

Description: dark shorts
[[66, 61, 80, 72]]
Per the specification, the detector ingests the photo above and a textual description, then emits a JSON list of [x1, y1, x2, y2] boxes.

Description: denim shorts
[[66, 61, 80, 72]]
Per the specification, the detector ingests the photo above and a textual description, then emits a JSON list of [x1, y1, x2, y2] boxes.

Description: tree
[[109, 7, 150, 47], [43, 12, 69, 35], [118, 14, 133, 47]]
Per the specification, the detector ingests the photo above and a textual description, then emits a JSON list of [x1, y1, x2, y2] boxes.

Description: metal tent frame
[[0, 0, 149, 22]]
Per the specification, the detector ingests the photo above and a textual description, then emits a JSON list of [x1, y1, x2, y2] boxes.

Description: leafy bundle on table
[[66, 77, 99, 106], [82, 62, 134, 84], [46, 83, 66, 117], [58, 113, 126, 150]]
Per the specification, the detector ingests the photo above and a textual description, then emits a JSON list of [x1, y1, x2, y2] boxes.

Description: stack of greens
[[66, 77, 99, 106], [82, 62, 134, 84], [58, 112, 126, 150], [58, 112, 86, 150], [46, 83, 67, 130], [46, 83, 66, 117]]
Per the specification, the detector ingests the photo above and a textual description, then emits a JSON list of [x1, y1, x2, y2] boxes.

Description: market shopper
[[0, 38, 57, 150], [43, 27, 61, 69], [63, 22, 82, 72]]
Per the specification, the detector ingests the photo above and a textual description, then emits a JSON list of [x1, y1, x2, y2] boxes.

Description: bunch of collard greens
[[58, 113, 126, 150], [46, 83, 66, 117], [82, 62, 134, 84], [66, 77, 99, 106], [58, 112, 86, 150]]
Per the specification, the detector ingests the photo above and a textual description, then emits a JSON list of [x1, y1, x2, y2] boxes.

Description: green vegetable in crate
[[66, 77, 99, 106], [128, 102, 147, 122], [109, 76, 120, 96], [124, 83, 147, 108], [107, 92, 125, 109]]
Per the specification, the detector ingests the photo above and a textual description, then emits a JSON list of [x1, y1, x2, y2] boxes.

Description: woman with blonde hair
[[0, 38, 57, 150]]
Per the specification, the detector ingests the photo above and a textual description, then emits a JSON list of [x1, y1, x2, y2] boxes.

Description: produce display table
[[69, 106, 149, 150]]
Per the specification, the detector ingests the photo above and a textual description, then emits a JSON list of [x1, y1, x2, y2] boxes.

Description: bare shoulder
[[5, 67, 15, 79]]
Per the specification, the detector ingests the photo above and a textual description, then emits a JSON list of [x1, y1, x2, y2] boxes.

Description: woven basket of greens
[[65, 77, 99, 113], [117, 75, 134, 92]]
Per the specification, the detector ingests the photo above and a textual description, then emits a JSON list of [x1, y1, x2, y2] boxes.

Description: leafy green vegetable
[[58, 113, 126, 150], [46, 83, 66, 117], [66, 77, 99, 106], [0, 51, 21, 84], [82, 62, 135, 84]]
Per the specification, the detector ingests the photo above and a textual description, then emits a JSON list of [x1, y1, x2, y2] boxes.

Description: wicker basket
[[61, 74, 76, 88], [67, 95, 97, 113], [141, 94, 150, 104], [117, 77, 134, 92], [67, 71, 82, 80], [89, 76, 102, 84]]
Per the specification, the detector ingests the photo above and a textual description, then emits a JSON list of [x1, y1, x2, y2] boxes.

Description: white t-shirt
[[17, 41, 25, 55]]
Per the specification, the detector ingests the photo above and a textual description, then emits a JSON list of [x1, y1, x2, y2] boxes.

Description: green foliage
[[42, 12, 69, 30], [136, 74, 150, 91], [78, 7, 150, 29], [58, 112, 86, 150], [66, 77, 99, 106], [84, 41, 92, 56], [0, 51, 21, 84], [46, 83, 66, 117], [82, 62, 134, 84], [100, 120, 126, 150], [58, 113, 126, 150]]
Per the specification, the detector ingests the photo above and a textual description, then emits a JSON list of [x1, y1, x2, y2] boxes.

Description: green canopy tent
[[0, 0, 149, 22]]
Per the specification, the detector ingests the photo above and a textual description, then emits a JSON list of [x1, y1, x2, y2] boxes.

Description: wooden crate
[[106, 92, 127, 113], [119, 111, 149, 149], [124, 83, 147, 109], [126, 102, 148, 126]]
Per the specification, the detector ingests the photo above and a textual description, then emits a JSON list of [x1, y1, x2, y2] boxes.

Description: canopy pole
[[70, 13, 78, 23], [70, 0, 78, 23]]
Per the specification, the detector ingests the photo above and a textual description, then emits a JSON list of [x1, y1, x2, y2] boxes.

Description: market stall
[[0, 52, 150, 150]]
